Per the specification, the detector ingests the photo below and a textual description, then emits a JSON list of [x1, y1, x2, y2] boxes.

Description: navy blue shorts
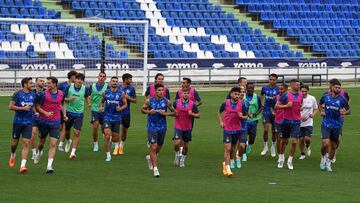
[[321, 125, 341, 144], [174, 128, 192, 142], [262, 114, 275, 125], [300, 126, 313, 137], [281, 122, 300, 139], [12, 124, 32, 139], [148, 130, 166, 146], [121, 113, 131, 128], [239, 131, 247, 143], [247, 124, 257, 139], [103, 120, 120, 134], [65, 114, 84, 131], [38, 122, 60, 139], [91, 111, 104, 124], [32, 119, 41, 127], [60, 111, 64, 124], [274, 122, 282, 135], [223, 131, 241, 144]]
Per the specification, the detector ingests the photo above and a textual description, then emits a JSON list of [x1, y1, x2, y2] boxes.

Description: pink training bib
[[174, 99, 194, 130], [283, 91, 302, 121], [149, 84, 167, 98], [224, 99, 242, 131], [177, 87, 195, 102], [39, 90, 63, 121]]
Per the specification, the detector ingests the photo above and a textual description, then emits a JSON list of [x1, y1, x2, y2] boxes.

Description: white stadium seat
[[21, 41, 30, 51], [1, 41, 12, 51], [59, 43, 69, 51], [50, 42, 60, 51], [34, 33, 46, 43], [247, 51, 256, 58], [155, 27, 165, 36], [197, 51, 206, 59], [238, 51, 247, 58], [190, 43, 200, 52], [11, 41, 22, 51], [25, 32, 35, 43], [205, 51, 214, 59], [233, 43, 242, 51], [64, 50, 75, 59], [224, 44, 234, 52], [55, 51, 64, 59], [180, 28, 189, 35], [211, 35, 220, 44], [20, 24, 30, 34], [11, 24, 21, 34], [164, 27, 172, 35], [158, 19, 167, 27], [182, 44, 192, 52], [40, 42, 50, 52]]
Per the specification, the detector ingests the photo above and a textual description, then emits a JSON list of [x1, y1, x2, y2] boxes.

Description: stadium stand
[[236, 0, 360, 57], [0, 0, 129, 59]]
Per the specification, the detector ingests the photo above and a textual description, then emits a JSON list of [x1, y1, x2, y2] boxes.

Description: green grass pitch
[[0, 88, 359, 203]]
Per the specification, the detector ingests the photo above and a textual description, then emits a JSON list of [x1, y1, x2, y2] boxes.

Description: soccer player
[[260, 73, 279, 157], [8, 77, 35, 174], [231, 86, 248, 169], [324, 78, 350, 163], [58, 70, 77, 152], [119, 73, 137, 155], [274, 83, 288, 163], [176, 78, 202, 106], [142, 83, 175, 177], [144, 73, 170, 100], [88, 72, 108, 152], [31, 77, 45, 159], [173, 88, 200, 167], [35, 77, 66, 173], [299, 85, 318, 160], [226, 77, 247, 99], [63, 73, 90, 160], [319, 80, 350, 172], [218, 87, 246, 177], [275, 79, 302, 170], [100, 76, 127, 161], [244, 83, 262, 161]]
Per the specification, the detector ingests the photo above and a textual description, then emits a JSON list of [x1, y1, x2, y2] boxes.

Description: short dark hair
[[183, 77, 191, 84], [155, 73, 164, 80], [246, 82, 255, 88], [182, 87, 190, 93], [332, 81, 341, 86], [269, 73, 278, 79], [238, 77, 247, 83], [301, 84, 309, 90], [111, 76, 118, 81], [290, 79, 300, 83], [329, 78, 340, 85], [99, 72, 106, 77], [35, 77, 43, 82], [75, 73, 85, 81], [21, 77, 32, 87], [47, 76, 58, 86], [154, 83, 164, 90], [67, 70, 77, 79], [279, 83, 288, 89], [230, 86, 241, 93], [122, 73, 132, 81]]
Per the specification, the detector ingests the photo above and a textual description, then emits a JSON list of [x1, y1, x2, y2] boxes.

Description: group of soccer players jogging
[[7, 70, 350, 178], [219, 74, 350, 176]]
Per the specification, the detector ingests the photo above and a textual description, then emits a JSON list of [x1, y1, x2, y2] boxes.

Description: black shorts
[[121, 113, 131, 128], [321, 125, 341, 144], [32, 119, 41, 127], [174, 128, 192, 142], [247, 123, 258, 139], [91, 111, 104, 124], [39, 122, 60, 139], [12, 124, 32, 139], [281, 122, 300, 139], [300, 126, 313, 137], [65, 114, 84, 131], [60, 111, 65, 124], [148, 130, 166, 146], [103, 120, 120, 134]]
